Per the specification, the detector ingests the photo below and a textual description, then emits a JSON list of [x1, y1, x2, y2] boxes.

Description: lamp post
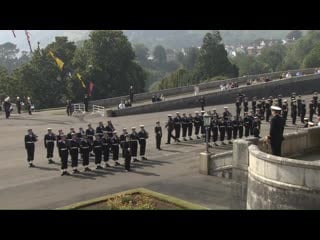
[[203, 112, 211, 153]]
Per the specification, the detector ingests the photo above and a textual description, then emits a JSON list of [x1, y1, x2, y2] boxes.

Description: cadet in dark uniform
[[138, 125, 148, 160], [291, 100, 297, 125], [93, 134, 103, 169], [248, 111, 255, 136], [199, 96, 205, 110], [193, 111, 201, 139], [235, 98, 241, 117], [67, 128, 76, 140], [155, 121, 162, 150], [130, 127, 139, 162], [243, 112, 250, 137], [80, 135, 91, 171], [251, 97, 257, 114], [253, 117, 261, 138], [173, 112, 182, 141], [102, 131, 111, 167], [223, 107, 232, 121], [226, 117, 233, 144], [44, 128, 56, 164], [84, 94, 89, 112], [96, 122, 105, 137], [105, 121, 115, 138], [78, 127, 85, 139], [232, 115, 239, 140], [266, 106, 285, 156], [297, 95, 302, 117], [123, 134, 132, 172], [187, 113, 193, 140], [211, 115, 219, 146], [200, 110, 206, 138], [282, 99, 288, 126], [309, 100, 315, 122], [86, 124, 95, 156], [69, 133, 80, 173], [165, 114, 177, 144], [219, 118, 226, 145], [56, 129, 64, 158], [300, 99, 306, 123], [238, 116, 244, 139], [120, 128, 129, 158], [181, 113, 188, 141], [111, 131, 121, 165], [58, 135, 70, 176], [265, 99, 271, 122], [16, 97, 22, 114], [24, 129, 38, 167], [243, 97, 249, 113]]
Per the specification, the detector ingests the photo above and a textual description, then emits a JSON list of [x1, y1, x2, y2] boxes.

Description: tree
[[0, 42, 19, 73], [197, 31, 238, 79], [134, 43, 149, 64], [231, 53, 266, 76], [184, 47, 200, 70], [302, 43, 320, 68], [153, 45, 167, 65], [286, 30, 303, 40], [257, 44, 287, 72]]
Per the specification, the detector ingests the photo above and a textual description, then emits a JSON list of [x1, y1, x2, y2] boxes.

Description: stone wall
[[199, 151, 232, 176]]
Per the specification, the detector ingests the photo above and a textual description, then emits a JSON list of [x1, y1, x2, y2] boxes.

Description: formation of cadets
[[24, 121, 149, 176], [164, 91, 320, 147]]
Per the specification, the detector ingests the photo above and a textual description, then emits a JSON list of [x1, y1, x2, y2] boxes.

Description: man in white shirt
[[119, 101, 125, 109]]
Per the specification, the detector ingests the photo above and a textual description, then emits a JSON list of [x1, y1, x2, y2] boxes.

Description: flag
[[89, 81, 95, 96], [49, 51, 65, 71], [25, 30, 32, 53], [76, 73, 86, 88], [12, 30, 16, 38]]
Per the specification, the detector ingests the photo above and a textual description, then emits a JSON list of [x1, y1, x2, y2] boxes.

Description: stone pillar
[[231, 137, 259, 209], [199, 152, 211, 175]]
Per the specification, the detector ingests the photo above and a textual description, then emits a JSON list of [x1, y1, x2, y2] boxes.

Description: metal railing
[[92, 104, 105, 117], [72, 104, 85, 115]]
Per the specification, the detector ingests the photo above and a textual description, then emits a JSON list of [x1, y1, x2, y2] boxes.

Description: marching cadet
[[96, 121, 105, 137], [313, 91, 318, 108], [67, 128, 76, 140], [44, 128, 56, 164], [277, 94, 283, 108], [212, 108, 219, 120], [120, 128, 129, 158], [211, 114, 219, 146], [58, 135, 70, 176], [261, 98, 266, 118], [223, 107, 231, 121], [173, 112, 182, 141], [243, 97, 249, 113], [238, 116, 244, 139], [235, 98, 241, 117], [309, 100, 315, 122], [69, 133, 80, 174], [253, 117, 261, 138], [300, 99, 306, 123], [200, 110, 206, 138], [193, 111, 201, 139], [16, 96, 22, 114], [56, 129, 64, 158], [232, 115, 239, 140], [102, 131, 111, 167], [251, 97, 257, 114], [291, 100, 298, 125], [181, 113, 188, 141], [165, 114, 177, 144], [269, 96, 273, 106], [218, 118, 226, 145], [290, 92, 296, 108], [130, 127, 140, 162], [265, 99, 271, 122], [243, 112, 251, 137], [111, 130, 121, 166], [187, 113, 193, 140], [123, 134, 132, 172], [86, 124, 95, 156], [155, 121, 162, 150], [226, 117, 233, 144], [93, 134, 103, 169], [79, 135, 91, 171], [297, 95, 302, 117], [25, 129, 38, 167], [77, 127, 85, 139], [248, 111, 255, 136], [138, 125, 149, 160], [105, 120, 115, 138], [282, 99, 288, 126]]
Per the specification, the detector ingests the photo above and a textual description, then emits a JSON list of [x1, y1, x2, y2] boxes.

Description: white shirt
[[119, 103, 125, 109]]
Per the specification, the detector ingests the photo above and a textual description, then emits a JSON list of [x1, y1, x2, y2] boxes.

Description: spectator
[[3, 97, 12, 119], [118, 100, 125, 109], [285, 72, 292, 78], [151, 95, 156, 103]]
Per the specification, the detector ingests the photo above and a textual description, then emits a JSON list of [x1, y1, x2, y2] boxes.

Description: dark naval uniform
[[309, 101, 314, 122], [138, 129, 148, 160], [226, 119, 233, 143], [44, 133, 56, 163], [93, 138, 103, 168], [194, 115, 201, 139], [96, 125, 104, 137], [291, 103, 297, 125], [173, 115, 182, 140], [244, 115, 251, 137], [111, 135, 120, 162], [155, 125, 162, 150], [187, 115, 193, 140], [165, 117, 176, 144], [58, 140, 69, 174], [238, 118, 244, 138], [69, 139, 79, 171], [79, 138, 90, 170], [130, 131, 139, 161], [181, 116, 188, 141], [211, 119, 219, 145], [268, 114, 285, 156], [232, 119, 239, 139], [25, 134, 37, 166], [300, 102, 306, 123], [102, 136, 111, 166], [219, 119, 226, 144], [120, 132, 129, 158]]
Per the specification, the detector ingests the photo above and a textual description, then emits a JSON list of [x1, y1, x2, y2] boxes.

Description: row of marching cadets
[[25, 121, 149, 176]]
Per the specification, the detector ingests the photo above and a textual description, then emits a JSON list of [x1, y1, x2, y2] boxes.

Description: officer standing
[[155, 121, 162, 150], [24, 129, 38, 167], [138, 125, 148, 160], [232, 115, 239, 140], [187, 113, 193, 140], [44, 128, 56, 164], [193, 111, 201, 139], [120, 128, 129, 159], [218, 118, 226, 145], [226, 117, 233, 144], [265, 99, 271, 122], [93, 134, 103, 169], [223, 107, 231, 121], [102, 131, 111, 167], [266, 106, 285, 156], [129, 127, 139, 162], [238, 116, 244, 139], [300, 99, 306, 123], [282, 99, 288, 126], [16, 96, 22, 114], [80, 135, 91, 171], [58, 134, 70, 176], [56, 129, 64, 158], [173, 112, 182, 142], [211, 115, 219, 146], [96, 121, 105, 137], [84, 94, 89, 112], [69, 133, 80, 173], [86, 124, 95, 156], [291, 100, 297, 125], [309, 100, 314, 122], [111, 130, 121, 166], [243, 112, 250, 137], [123, 134, 132, 172], [165, 114, 177, 144], [181, 113, 188, 141]]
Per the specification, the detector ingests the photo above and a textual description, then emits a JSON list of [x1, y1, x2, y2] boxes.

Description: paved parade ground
[[0, 94, 314, 209]]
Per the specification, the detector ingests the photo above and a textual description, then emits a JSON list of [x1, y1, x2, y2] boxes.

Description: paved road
[[0, 94, 314, 209]]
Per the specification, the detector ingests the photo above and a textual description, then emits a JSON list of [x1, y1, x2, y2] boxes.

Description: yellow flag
[[76, 73, 86, 88], [49, 51, 65, 71]]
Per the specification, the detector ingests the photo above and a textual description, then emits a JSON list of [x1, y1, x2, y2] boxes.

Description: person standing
[[265, 99, 271, 122], [16, 96, 22, 114], [3, 97, 11, 119], [58, 135, 70, 176], [181, 113, 188, 141], [199, 96, 205, 111], [102, 131, 111, 168], [123, 135, 132, 172], [291, 100, 297, 125], [266, 106, 285, 156], [111, 131, 121, 166], [211, 116, 219, 146], [138, 125, 148, 160], [155, 121, 162, 150], [24, 129, 38, 167], [80, 135, 91, 171], [120, 128, 129, 159], [238, 116, 244, 139], [129, 127, 139, 162], [187, 113, 193, 140], [44, 128, 56, 164], [300, 99, 306, 123], [165, 114, 176, 144], [309, 100, 314, 122], [173, 112, 182, 142], [66, 100, 72, 116], [193, 111, 201, 139], [129, 85, 134, 103], [93, 134, 103, 169], [297, 95, 302, 117], [26, 97, 32, 115], [69, 133, 80, 173], [84, 94, 89, 112]]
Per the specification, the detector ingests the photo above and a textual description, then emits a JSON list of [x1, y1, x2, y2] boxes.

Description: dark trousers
[[85, 104, 88, 112], [266, 111, 271, 122], [17, 106, 21, 114], [26, 144, 35, 161], [174, 126, 181, 139], [156, 135, 161, 149], [206, 127, 211, 142], [233, 127, 238, 139], [46, 143, 54, 158], [5, 110, 10, 119], [301, 112, 306, 123], [182, 125, 188, 138], [201, 124, 205, 135], [94, 149, 102, 164], [124, 149, 131, 171], [82, 151, 89, 166], [60, 150, 68, 170], [227, 128, 232, 140], [195, 125, 200, 135], [309, 112, 314, 122], [283, 112, 288, 125], [271, 141, 282, 156], [239, 127, 243, 138], [70, 150, 78, 167], [167, 129, 175, 144], [212, 128, 218, 142], [103, 149, 109, 162], [188, 125, 193, 137], [292, 113, 297, 124], [28, 107, 32, 115], [130, 141, 138, 157], [112, 145, 119, 160], [245, 127, 250, 137], [140, 140, 146, 156], [219, 129, 225, 141]]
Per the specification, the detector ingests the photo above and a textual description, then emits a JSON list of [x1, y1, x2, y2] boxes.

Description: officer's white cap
[[131, 127, 136, 129], [224, 107, 228, 109], [308, 122, 314, 126], [176, 112, 180, 114], [47, 128, 52, 130], [271, 106, 282, 111], [304, 118, 308, 120], [168, 114, 172, 117], [140, 125, 144, 128], [284, 99, 287, 102], [201, 110, 205, 113], [195, 111, 199, 114]]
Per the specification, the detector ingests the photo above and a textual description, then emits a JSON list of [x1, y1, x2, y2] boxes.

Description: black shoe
[[165, 142, 170, 144], [105, 163, 111, 167], [61, 171, 66, 176], [229, 141, 232, 144], [222, 142, 226, 145], [177, 139, 181, 142], [65, 171, 71, 176], [115, 162, 121, 165], [48, 159, 55, 164], [73, 169, 80, 174], [214, 143, 219, 146], [96, 165, 103, 170], [29, 163, 35, 168], [184, 138, 187, 141], [189, 137, 193, 140], [197, 136, 201, 139], [158, 148, 162, 150], [84, 167, 92, 172], [142, 157, 147, 160], [133, 158, 140, 162]]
